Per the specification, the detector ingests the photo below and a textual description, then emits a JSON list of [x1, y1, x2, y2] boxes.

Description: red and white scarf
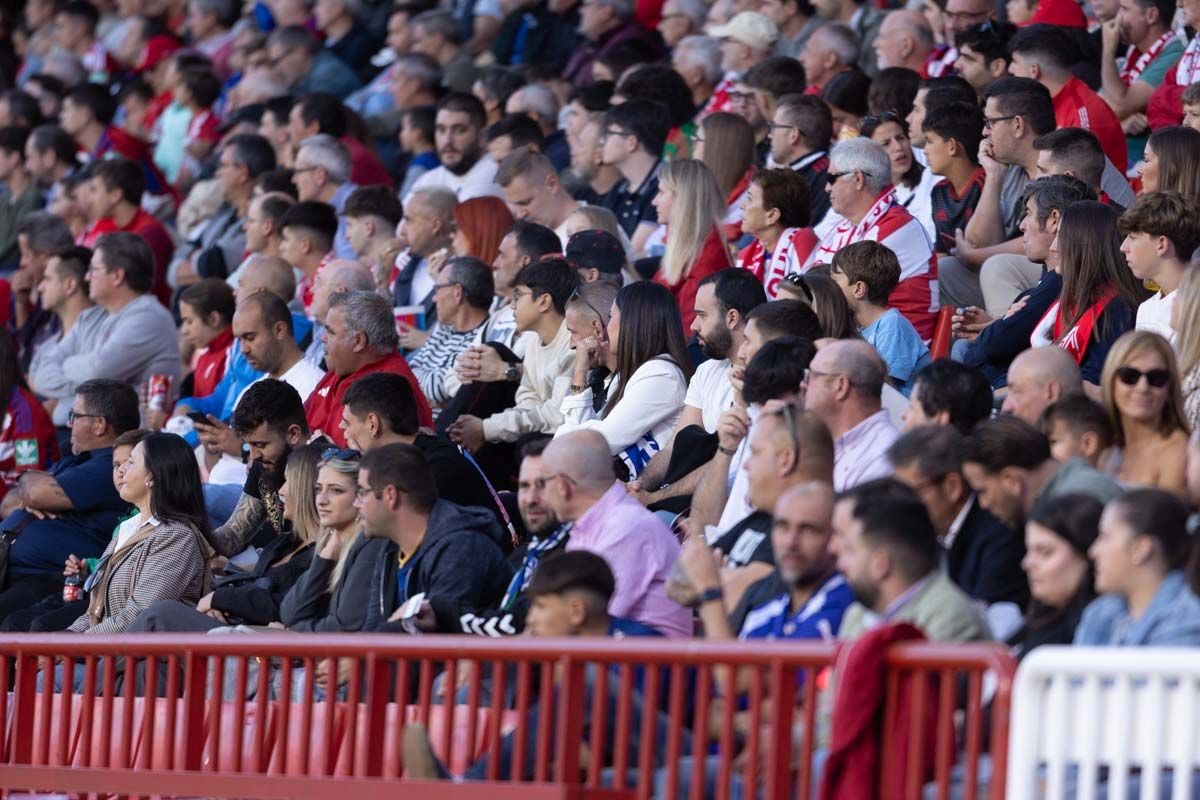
[[738, 227, 814, 299], [1176, 34, 1200, 86], [1037, 287, 1118, 363], [1121, 32, 1176, 86], [811, 189, 898, 265]]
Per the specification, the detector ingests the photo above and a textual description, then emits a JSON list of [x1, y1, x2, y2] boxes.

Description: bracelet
[[569, 384, 586, 393], [717, 444, 738, 456]]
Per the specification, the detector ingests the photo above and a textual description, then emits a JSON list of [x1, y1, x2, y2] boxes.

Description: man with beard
[[628, 269, 765, 508], [404, 93, 504, 202]]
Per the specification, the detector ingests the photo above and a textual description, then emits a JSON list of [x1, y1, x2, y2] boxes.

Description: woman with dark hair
[[1010, 493, 1102, 658], [557, 282, 693, 479], [0, 327, 57, 498], [1032, 201, 1142, 393], [451, 196, 514, 266], [821, 69, 872, 139], [1139, 126, 1200, 201], [861, 111, 937, 244], [65, 433, 214, 634], [778, 269, 860, 340], [867, 67, 921, 123], [615, 64, 702, 159], [694, 112, 757, 240], [1075, 488, 1200, 646]]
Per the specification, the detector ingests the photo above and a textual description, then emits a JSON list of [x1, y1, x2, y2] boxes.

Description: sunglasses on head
[[1115, 366, 1170, 388], [321, 447, 361, 461]]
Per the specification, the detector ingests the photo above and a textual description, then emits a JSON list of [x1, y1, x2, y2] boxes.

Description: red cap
[[1026, 0, 1087, 28], [135, 35, 182, 73]]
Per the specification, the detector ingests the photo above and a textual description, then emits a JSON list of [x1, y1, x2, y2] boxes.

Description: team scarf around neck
[[1121, 31, 1176, 86], [1176, 34, 1200, 86], [817, 189, 898, 260], [1045, 286, 1119, 363], [501, 522, 571, 610], [739, 227, 808, 299]]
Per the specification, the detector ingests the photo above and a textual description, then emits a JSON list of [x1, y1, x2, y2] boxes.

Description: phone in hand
[[188, 412, 212, 426]]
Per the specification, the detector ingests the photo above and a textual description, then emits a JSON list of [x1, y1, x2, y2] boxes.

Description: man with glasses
[[598, 100, 671, 255], [926, 0, 997, 79], [292, 134, 357, 259], [766, 95, 833, 228]]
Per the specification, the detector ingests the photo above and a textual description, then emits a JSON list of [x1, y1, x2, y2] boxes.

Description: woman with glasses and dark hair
[[556, 282, 693, 480], [861, 111, 937, 244], [1098, 331, 1190, 495]]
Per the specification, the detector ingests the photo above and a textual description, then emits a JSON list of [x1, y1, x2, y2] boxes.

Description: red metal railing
[[0, 635, 1014, 799]]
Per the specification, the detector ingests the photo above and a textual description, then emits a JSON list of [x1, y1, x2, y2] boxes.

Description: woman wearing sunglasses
[[1098, 331, 1190, 495]]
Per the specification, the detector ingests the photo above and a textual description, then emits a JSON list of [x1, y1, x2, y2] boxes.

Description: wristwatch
[[505, 363, 521, 382], [694, 587, 724, 607]]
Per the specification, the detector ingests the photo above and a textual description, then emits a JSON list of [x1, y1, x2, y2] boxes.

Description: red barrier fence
[[0, 635, 1014, 799]]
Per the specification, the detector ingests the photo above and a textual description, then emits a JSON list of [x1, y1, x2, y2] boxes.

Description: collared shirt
[[114, 514, 161, 553], [941, 494, 975, 553], [600, 161, 662, 238], [565, 482, 691, 637], [740, 572, 854, 641], [881, 574, 931, 621], [833, 409, 899, 491]]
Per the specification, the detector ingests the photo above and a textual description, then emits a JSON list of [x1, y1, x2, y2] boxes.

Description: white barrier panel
[[1007, 646, 1200, 800]]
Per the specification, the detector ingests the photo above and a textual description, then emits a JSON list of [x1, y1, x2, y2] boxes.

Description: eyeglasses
[[1115, 366, 1170, 388], [432, 281, 461, 293], [782, 272, 815, 304], [355, 486, 381, 499], [511, 288, 540, 303], [767, 122, 797, 133], [292, 165, 319, 174], [770, 403, 802, 452], [321, 447, 361, 461], [946, 8, 991, 22], [983, 115, 1018, 128], [727, 91, 755, 104], [67, 410, 103, 425], [827, 170, 855, 183], [603, 128, 632, 140], [803, 367, 843, 385]]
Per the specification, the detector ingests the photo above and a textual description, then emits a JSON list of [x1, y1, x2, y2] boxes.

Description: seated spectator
[[305, 258, 375, 366], [342, 186, 405, 284], [0, 329, 57, 500], [1000, 346, 1084, 426], [777, 271, 859, 340], [485, 113, 544, 166], [496, 148, 583, 245], [266, 25, 361, 98], [1171, 266, 1200, 429], [1034, 127, 1134, 210], [952, 22, 1016, 99], [65, 433, 214, 635], [1076, 489, 1200, 646], [292, 134, 357, 259], [0, 126, 42, 269], [694, 112, 756, 239], [805, 138, 937, 339], [821, 69, 872, 139], [405, 93, 503, 202], [0, 379, 138, 623], [1119, 192, 1200, 342], [397, 106, 439, 200], [280, 201, 340, 318], [59, 83, 171, 200], [410, 10, 479, 93], [232, 292, 325, 404], [25, 245, 91, 391], [1099, 331, 1189, 495], [767, 93, 833, 224], [11, 212, 74, 371], [861, 111, 937, 245], [1012, 492, 1102, 657], [178, 279, 236, 400], [1038, 393, 1114, 468], [31, 233, 180, 427], [227, 193, 295, 287], [555, 282, 692, 480], [174, 66, 224, 189], [961, 415, 1121, 532], [900, 360, 993, 434], [598, 99, 671, 254], [306, 290, 432, 445], [889, 425, 1028, 611], [831, 241, 930, 397], [921, 101, 985, 257], [831, 478, 990, 642], [539, 431, 690, 636], [1139, 127, 1200, 201], [735, 168, 817, 300], [359, 443, 514, 633], [803, 339, 900, 490], [315, 0, 373, 75]]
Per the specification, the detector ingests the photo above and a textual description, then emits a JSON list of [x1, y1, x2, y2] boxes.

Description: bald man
[[1000, 346, 1082, 425], [802, 340, 900, 490], [541, 431, 691, 637], [873, 10, 934, 73], [235, 254, 298, 305]]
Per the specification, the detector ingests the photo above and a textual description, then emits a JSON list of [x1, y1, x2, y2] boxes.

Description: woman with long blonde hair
[[651, 159, 732, 332], [695, 112, 757, 239], [1171, 266, 1200, 429], [1099, 331, 1190, 496]]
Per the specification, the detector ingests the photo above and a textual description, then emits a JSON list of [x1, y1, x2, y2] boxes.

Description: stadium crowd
[[1, 0, 1200, 786]]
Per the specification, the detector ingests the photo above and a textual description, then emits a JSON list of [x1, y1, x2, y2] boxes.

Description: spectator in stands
[[1010, 24, 1128, 175], [901, 359, 994, 434], [823, 69, 874, 139], [556, 282, 692, 480], [314, 0, 373, 74], [1099, 331, 1189, 495], [1140, 126, 1200, 200], [506, 84, 569, 170], [563, 0, 663, 86], [485, 113, 544, 165], [233, 194, 295, 284], [307, 290, 432, 445], [694, 113, 756, 236], [394, 187, 456, 308], [0, 127, 40, 267], [905, 76, 978, 150], [267, 25, 361, 98], [801, 24, 858, 94], [1001, 347, 1084, 426], [671, 36, 724, 120], [408, 10, 477, 93], [866, 67, 922, 123], [0, 328, 55, 501], [778, 271, 859, 339], [290, 91, 394, 190], [358, 442, 513, 633], [710, 11, 781, 84], [571, 115, 623, 205], [961, 415, 1121, 531], [1183, 83, 1200, 129], [233, 292, 325, 403], [496, 149, 583, 245], [831, 478, 990, 642], [889, 425, 1028, 609], [1076, 488, 1200, 646], [398, 107, 439, 199], [12, 212, 73, 369], [802, 339, 899, 490], [342, 186, 405, 283], [407, 93, 502, 202], [658, 0, 707, 48], [278, 201, 339, 316], [953, 21, 1016, 98], [599, 99, 671, 254], [807, 138, 937, 339], [293, 135, 356, 259], [0, 379, 137, 623], [1034, 127, 1135, 209], [408, 257, 494, 411], [736, 168, 818, 300], [831, 241, 930, 397], [474, 67, 526, 129], [1038, 393, 1113, 468], [1119, 192, 1200, 342], [921, 102, 985, 259], [59, 83, 168, 198], [25, 124, 77, 203], [565, 228, 626, 288], [653, 160, 733, 332], [540, 430, 689, 635], [1011, 492, 1102, 657], [179, 279, 237, 400], [1172, 267, 1200, 430], [874, 10, 933, 73], [55, 1, 114, 83], [32, 234, 179, 427], [27, 246, 92, 383]]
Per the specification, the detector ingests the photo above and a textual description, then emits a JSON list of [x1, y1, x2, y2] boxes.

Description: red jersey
[[83, 210, 176, 307], [191, 327, 234, 398], [654, 227, 732, 333], [1052, 76, 1128, 175], [736, 227, 819, 300], [343, 136, 393, 189], [0, 386, 60, 500], [1147, 36, 1200, 130], [186, 108, 220, 144], [305, 353, 433, 447]]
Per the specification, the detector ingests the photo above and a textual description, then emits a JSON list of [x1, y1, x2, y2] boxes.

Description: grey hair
[[830, 138, 892, 195], [298, 134, 351, 185], [188, 0, 233, 20], [394, 53, 444, 93], [411, 9, 459, 42], [17, 212, 73, 254], [836, 340, 887, 398], [594, 0, 635, 19], [669, 0, 708, 29], [328, 290, 400, 352], [508, 84, 559, 126], [815, 22, 860, 67], [410, 186, 457, 222], [674, 36, 723, 85], [267, 25, 320, 55], [445, 256, 496, 310]]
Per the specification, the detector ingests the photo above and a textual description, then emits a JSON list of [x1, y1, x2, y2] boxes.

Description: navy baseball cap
[[565, 230, 625, 275]]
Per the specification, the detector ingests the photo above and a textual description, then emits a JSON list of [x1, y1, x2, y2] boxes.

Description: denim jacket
[[1074, 571, 1200, 646]]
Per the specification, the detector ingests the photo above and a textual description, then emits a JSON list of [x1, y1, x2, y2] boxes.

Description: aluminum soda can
[[148, 374, 172, 412]]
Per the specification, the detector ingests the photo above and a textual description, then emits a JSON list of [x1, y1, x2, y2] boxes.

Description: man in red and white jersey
[[804, 138, 938, 339], [736, 168, 818, 300]]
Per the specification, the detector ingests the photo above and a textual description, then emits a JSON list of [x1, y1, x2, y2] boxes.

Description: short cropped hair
[[1037, 392, 1114, 452], [95, 232, 154, 294], [512, 257, 580, 315], [887, 424, 967, 480], [922, 102, 984, 166], [1034, 127, 1105, 190], [837, 478, 941, 581], [752, 167, 812, 228], [90, 157, 145, 206], [746, 299, 823, 343], [361, 443, 438, 513], [984, 77, 1055, 136], [76, 378, 140, 434], [961, 415, 1052, 473], [232, 378, 309, 437], [278, 201, 339, 249], [510, 220, 562, 261], [704, 267, 768, 319], [742, 336, 816, 405], [603, 99, 672, 156], [909, 360, 994, 434], [831, 240, 899, 305], [343, 185, 405, 227], [445, 255, 496, 310], [527, 550, 615, 614], [344, 373, 420, 435]]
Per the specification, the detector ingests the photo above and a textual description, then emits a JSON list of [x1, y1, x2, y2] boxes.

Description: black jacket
[[209, 534, 314, 626], [946, 499, 1028, 608], [366, 500, 514, 633], [490, 3, 580, 72], [279, 534, 389, 632]]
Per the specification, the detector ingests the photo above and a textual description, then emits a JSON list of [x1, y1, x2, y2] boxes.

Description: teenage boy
[[1182, 82, 1200, 130], [831, 241, 930, 397], [1037, 393, 1113, 468], [922, 101, 986, 256], [1118, 191, 1200, 342]]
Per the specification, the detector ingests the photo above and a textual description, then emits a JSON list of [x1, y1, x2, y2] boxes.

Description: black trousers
[[0, 573, 65, 627]]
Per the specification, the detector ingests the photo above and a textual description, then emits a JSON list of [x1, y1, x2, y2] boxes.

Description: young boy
[[1038, 393, 1113, 468], [922, 101, 987, 255], [1182, 82, 1200, 132], [1118, 191, 1200, 342], [399, 105, 438, 198], [831, 241, 930, 397], [176, 65, 224, 187]]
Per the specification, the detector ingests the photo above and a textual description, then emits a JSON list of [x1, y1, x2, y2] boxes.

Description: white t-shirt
[[405, 156, 503, 202], [237, 357, 326, 410], [1136, 291, 1176, 343], [684, 359, 735, 433]]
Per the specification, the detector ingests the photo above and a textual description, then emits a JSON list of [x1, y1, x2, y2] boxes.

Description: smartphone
[[188, 412, 211, 425]]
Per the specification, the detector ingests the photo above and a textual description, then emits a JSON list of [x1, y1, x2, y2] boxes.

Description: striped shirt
[[409, 320, 488, 409]]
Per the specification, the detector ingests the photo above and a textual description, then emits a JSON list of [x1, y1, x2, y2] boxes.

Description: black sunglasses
[[321, 447, 362, 461], [1115, 367, 1170, 388], [782, 272, 815, 304]]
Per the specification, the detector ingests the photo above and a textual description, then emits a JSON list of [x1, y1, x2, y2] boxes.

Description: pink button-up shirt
[[565, 482, 691, 637]]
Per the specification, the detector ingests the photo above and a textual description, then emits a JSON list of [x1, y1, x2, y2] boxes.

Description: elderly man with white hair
[[873, 9, 935, 73], [800, 22, 859, 93], [505, 84, 569, 170], [294, 134, 357, 258], [658, 0, 708, 47], [804, 137, 938, 339], [672, 36, 727, 117]]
